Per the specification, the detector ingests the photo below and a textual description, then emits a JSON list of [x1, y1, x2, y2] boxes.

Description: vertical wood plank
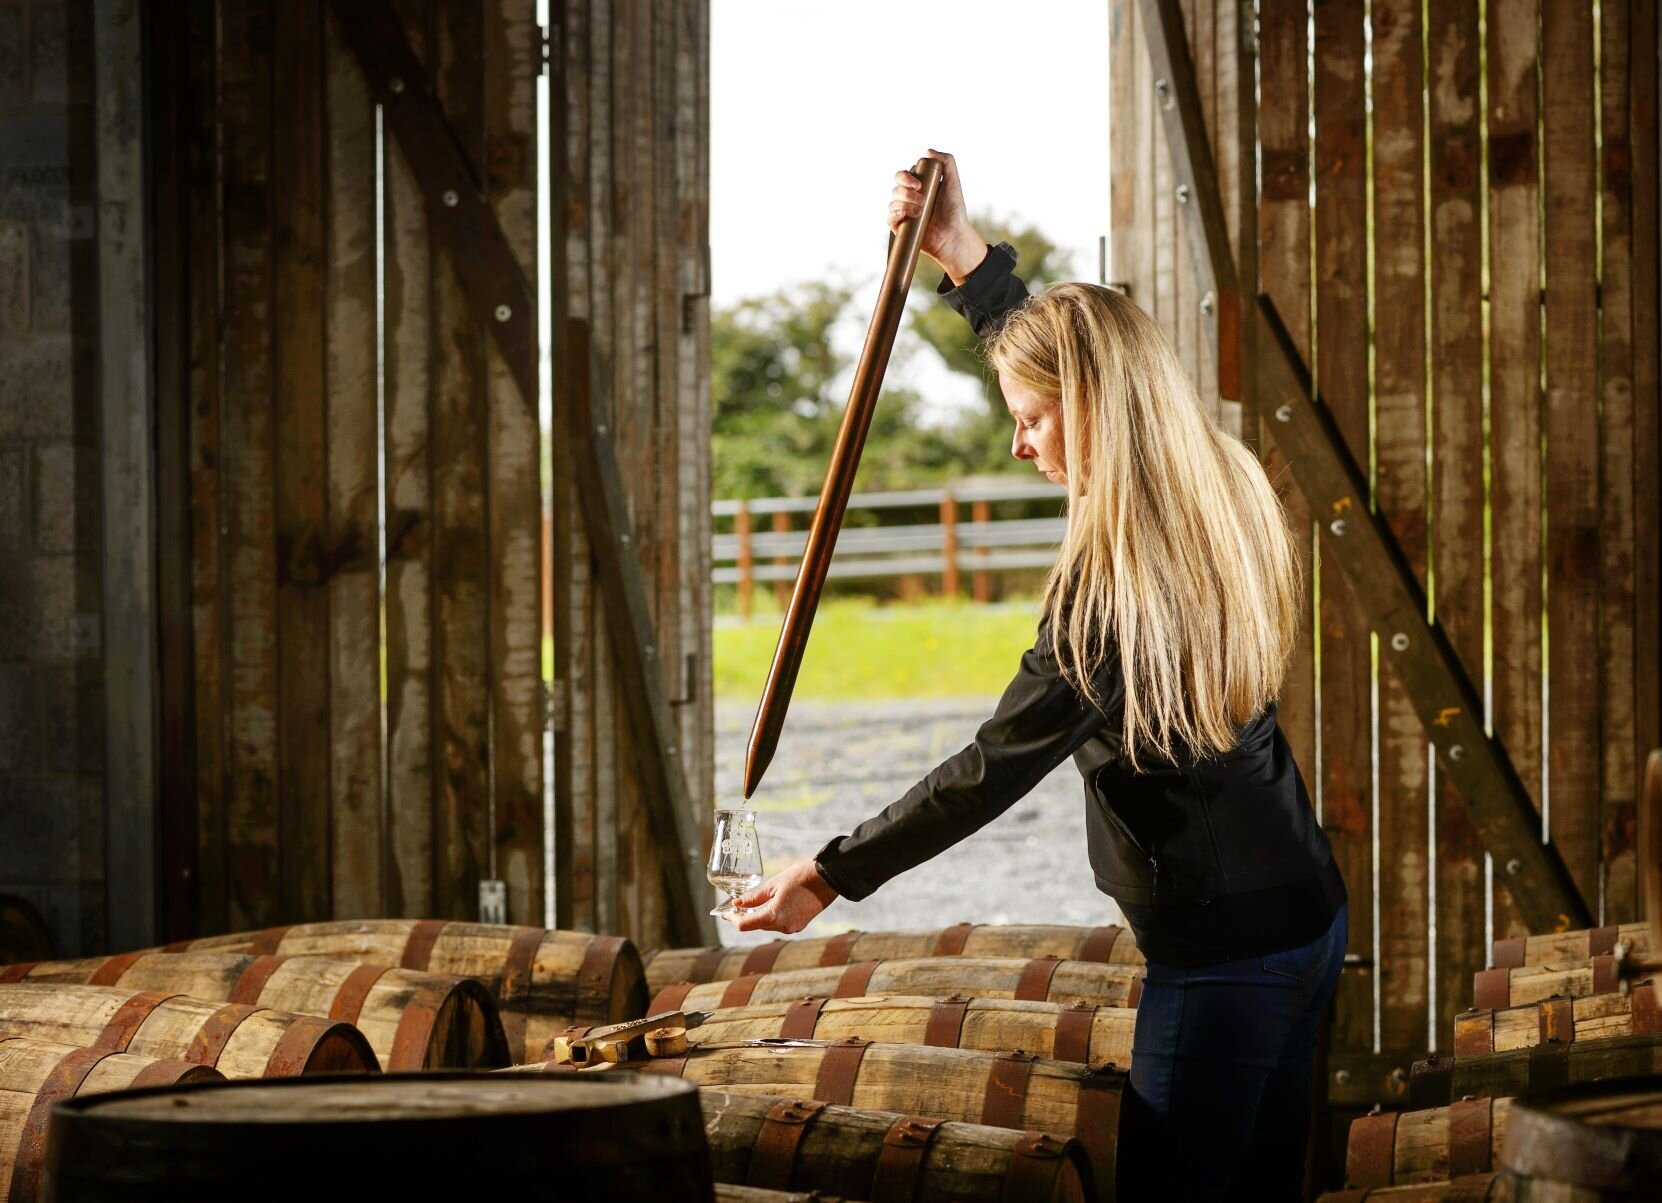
[[484, 0, 544, 926], [1314, 0, 1374, 1051], [384, 0, 435, 919], [1370, 0, 1430, 1052], [1171, 0, 1197, 402], [1188, 0, 1220, 422], [1154, 34, 1176, 335], [1425, 0, 1485, 1042], [1485, 0, 1541, 947], [323, 7, 383, 919], [1541, 0, 1603, 916], [1257, 0, 1316, 794], [1215, 0, 1249, 440], [1132, 1, 1157, 309], [219, 0, 282, 931], [1631, 0, 1661, 795], [431, 0, 493, 920], [1111, 0, 1141, 296], [1597, 0, 1638, 924]]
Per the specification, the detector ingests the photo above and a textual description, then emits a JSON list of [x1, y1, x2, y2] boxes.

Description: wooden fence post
[[940, 490, 960, 598], [971, 498, 991, 603], [772, 509, 791, 607], [735, 502, 753, 620]]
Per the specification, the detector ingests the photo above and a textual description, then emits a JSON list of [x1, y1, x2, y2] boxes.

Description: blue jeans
[[1117, 904, 1348, 1201]]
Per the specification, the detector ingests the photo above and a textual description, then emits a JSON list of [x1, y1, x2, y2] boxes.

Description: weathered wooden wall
[[547, 0, 715, 949], [1110, 0, 1660, 1095]]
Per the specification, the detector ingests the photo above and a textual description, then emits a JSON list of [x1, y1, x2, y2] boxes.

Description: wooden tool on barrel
[[547, 1007, 712, 1067], [742, 156, 946, 798]]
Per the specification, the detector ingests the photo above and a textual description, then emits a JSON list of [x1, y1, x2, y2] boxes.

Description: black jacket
[[812, 244, 1345, 964]]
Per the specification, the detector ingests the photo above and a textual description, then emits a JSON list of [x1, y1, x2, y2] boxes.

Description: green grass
[[714, 597, 1043, 702]]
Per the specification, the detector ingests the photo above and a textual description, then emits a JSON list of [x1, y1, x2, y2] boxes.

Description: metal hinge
[[682, 243, 711, 333], [539, 23, 553, 75]]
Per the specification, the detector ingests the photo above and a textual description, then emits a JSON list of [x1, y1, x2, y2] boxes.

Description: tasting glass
[[706, 809, 762, 918]]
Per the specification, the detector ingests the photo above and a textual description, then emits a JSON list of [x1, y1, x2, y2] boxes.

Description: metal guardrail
[[712, 483, 1067, 612]]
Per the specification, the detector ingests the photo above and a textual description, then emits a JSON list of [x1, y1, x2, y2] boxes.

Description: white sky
[[710, 0, 1111, 417]]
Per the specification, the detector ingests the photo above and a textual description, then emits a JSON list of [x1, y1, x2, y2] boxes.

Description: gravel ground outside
[[713, 697, 1125, 949]]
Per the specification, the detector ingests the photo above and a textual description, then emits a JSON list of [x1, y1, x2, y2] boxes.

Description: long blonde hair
[[986, 283, 1301, 767]]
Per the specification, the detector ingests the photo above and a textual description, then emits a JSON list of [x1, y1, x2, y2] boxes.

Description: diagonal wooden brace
[[1136, 0, 1590, 931], [330, 0, 714, 943]]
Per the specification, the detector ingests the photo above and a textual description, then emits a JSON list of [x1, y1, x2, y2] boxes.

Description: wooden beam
[[1137, 0, 1591, 931]]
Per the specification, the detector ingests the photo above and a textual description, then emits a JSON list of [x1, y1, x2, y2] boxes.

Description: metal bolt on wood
[[1330, 519, 1347, 536], [495, 305, 511, 322], [1391, 633, 1409, 651], [1154, 77, 1171, 104], [388, 76, 404, 94], [1275, 405, 1292, 423], [1200, 291, 1214, 314], [441, 190, 458, 207], [1506, 859, 1522, 876], [1449, 745, 1465, 762], [1176, 184, 1191, 205]]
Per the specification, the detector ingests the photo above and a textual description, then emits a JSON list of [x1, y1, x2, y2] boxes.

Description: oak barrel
[[650, 957, 1144, 1015], [156, 920, 646, 1063], [0, 898, 51, 968], [516, 1039, 1125, 1201], [1316, 1175, 1503, 1201], [661, 994, 1134, 1070], [714, 1188, 854, 1203], [693, 1087, 1092, 1202], [1499, 1075, 1662, 1199], [1491, 922, 1649, 970], [646, 925, 1142, 996], [1451, 986, 1662, 1056], [38, 1073, 713, 1201], [1, 1037, 221, 1203], [0, 984, 377, 1079], [1469, 956, 1639, 1011], [1408, 1033, 1662, 1108], [4, 952, 504, 1072], [1345, 1097, 1514, 1187]]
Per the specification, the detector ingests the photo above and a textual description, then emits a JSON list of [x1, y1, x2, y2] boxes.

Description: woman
[[730, 150, 1347, 1201]]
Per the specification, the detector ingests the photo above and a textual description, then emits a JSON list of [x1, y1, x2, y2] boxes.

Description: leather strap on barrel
[[263, 1015, 333, 1077], [981, 1050, 1036, 1129], [1631, 980, 1662, 1033], [129, 1057, 196, 1087], [932, 923, 974, 956], [818, 930, 861, 966], [746, 1098, 826, 1190], [638, 1052, 689, 1076], [741, 941, 787, 976], [1447, 1097, 1493, 1178], [779, 996, 827, 1040], [1592, 954, 1618, 994], [1527, 1041, 1571, 1094], [1537, 996, 1575, 1046], [1471, 967, 1510, 1011], [95, 990, 183, 1052], [1491, 937, 1525, 968], [1345, 1111, 1399, 1188], [1589, 925, 1620, 957], [7, 1046, 110, 1202], [1053, 1001, 1096, 1063], [229, 955, 286, 1005], [184, 1002, 259, 1068], [1452, 1010, 1495, 1057], [500, 926, 549, 1008], [328, 963, 392, 1024], [1128, 974, 1145, 1008], [1072, 1065, 1123, 1195], [868, 1115, 943, 1202], [924, 994, 971, 1048], [400, 919, 447, 970], [574, 934, 624, 1021], [834, 960, 879, 999], [1001, 1131, 1070, 1203], [1014, 956, 1061, 1002], [1407, 1056, 1453, 1109], [650, 981, 698, 1015], [387, 982, 443, 1071], [249, 925, 292, 957], [0, 962, 35, 983], [814, 1036, 871, 1106], [720, 973, 764, 1009], [690, 946, 729, 983], [1079, 925, 1123, 963], [88, 951, 144, 987]]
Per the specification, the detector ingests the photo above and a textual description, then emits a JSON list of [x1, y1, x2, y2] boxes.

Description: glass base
[[710, 896, 738, 917]]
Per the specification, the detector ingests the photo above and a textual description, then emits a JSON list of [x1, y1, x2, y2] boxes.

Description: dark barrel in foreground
[[39, 1073, 714, 1202], [1499, 1074, 1662, 1200]]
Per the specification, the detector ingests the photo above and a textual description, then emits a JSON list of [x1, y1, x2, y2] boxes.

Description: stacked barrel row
[[1320, 921, 1662, 1201], [0, 918, 649, 1202], [520, 922, 1152, 1201]]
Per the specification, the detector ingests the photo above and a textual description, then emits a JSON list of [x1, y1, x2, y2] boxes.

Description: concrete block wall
[[0, 0, 105, 955]]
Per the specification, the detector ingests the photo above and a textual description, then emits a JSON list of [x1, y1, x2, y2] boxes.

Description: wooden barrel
[[1345, 1098, 1514, 1187], [650, 957, 1144, 1015], [1316, 1175, 1503, 1201], [658, 994, 1134, 1070], [39, 1072, 713, 1201], [1470, 956, 1633, 1010], [516, 1039, 1124, 1201], [1, 1036, 221, 1203], [1452, 986, 1662, 1056], [690, 1087, 1092, 1201], [4, 952, 506, 1071], [0, 897, 52, 967], [1491, 922, 1650, 969], [645, 925, 1142, 996], [156, 920, 646, 1063], [1499, 1075, 1662, 1199], [1407, 1033, 1662, 1108], [714, 1188, 853, 1203], [0, 984, 377, 1080]]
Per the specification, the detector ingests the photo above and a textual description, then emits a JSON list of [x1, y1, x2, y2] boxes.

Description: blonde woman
[[731, 151, 1347, 1200]]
